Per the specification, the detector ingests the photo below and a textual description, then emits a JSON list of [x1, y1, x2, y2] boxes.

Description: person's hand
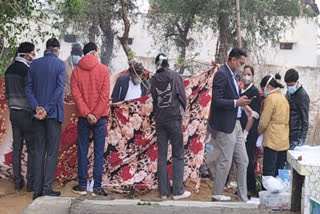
[[87, 113, 97, 125], [236, 96, 251, 107], [35, 106, 47, 120]]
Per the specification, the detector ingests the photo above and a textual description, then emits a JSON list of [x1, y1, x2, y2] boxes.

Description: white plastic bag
[[87, 179, 94, 192], [256, 135, 263, 152], [262, 176, 286, 193]]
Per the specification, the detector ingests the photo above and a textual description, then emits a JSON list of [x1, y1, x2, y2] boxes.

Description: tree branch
[[118, 0, 132, 59]]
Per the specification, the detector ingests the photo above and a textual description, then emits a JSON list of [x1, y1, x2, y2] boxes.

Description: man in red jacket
[[71, 42, 110, 196]]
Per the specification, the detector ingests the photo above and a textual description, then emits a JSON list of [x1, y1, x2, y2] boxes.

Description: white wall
[[26, 14, 319, 74], [108, 15, 319, 73], [259, 18, 319, 67]]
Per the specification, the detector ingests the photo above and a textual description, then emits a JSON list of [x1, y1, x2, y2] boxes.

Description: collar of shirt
[[225, 63, 239, 94], [241, 83, 253, 94], [225, 63, 235, 79]]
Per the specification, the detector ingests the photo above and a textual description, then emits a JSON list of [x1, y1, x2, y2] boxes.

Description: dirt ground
[[0, 177, 238, 214]]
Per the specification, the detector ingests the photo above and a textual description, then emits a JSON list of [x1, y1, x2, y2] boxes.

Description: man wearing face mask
[[25, 38, 65, 199], [209, 47, 252, 202], [284, 69, 310, 150], [111, 61, 148, 103], [71, 42, 110, 196], [5, 42, 36, 192], [64, 43, 83, 100]]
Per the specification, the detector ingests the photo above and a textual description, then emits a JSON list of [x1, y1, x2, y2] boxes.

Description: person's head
[[71, 43, 83, 65], [284, 68, 300, 94], [260, 73, 284, 96], [129, 62, 144, 85], [241, 65, 254, 86], [17, 42, 35, 62], [83, 42, 99, 59], [46, 38, 60, 55], [227, 47, 247, 71], [155, 53, 169, 68]]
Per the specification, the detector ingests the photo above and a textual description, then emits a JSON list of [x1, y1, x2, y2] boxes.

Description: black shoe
[[26, 184, 33, 192], [72, 185, 87, 195], [43, 190, 61, 197], [33, 193, 42, 200], [15, 180, 25, 191], [92, 188, 108, 196]]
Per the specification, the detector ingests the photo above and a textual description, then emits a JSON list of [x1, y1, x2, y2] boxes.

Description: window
[[280, 42, 294, 50], [64, 34, 77, 43], [128, 38, 133, 45]]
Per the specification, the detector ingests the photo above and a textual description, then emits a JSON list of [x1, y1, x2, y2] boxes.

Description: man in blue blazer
[[209, 47, 251, 201], [25, 38, 65, 200]]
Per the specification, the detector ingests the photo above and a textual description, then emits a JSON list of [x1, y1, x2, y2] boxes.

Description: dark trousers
[[156, 120, 184, 196], [263, 147, 287, 177], [10, 109, 35, 186], [77, 117, 106, 189], [33, 118, 61, 195], [246, 132, 258, 192]]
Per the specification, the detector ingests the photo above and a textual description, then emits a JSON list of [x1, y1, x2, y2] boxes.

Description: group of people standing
[[4, 38, 190, 200], [209, 47, 310, 201], [4, 39, 309, 202]]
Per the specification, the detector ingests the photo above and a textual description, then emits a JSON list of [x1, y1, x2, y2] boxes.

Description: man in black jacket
[[111, 62, 148, 103], [5, 42, 36, 191], [284, 69, 310, 150], [150, 53, 191, 200]]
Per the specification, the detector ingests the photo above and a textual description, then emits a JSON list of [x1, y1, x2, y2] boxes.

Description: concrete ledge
[[71, 199, 272, 214], [21, 197, 290, 214], [20, 196, 72, 214]]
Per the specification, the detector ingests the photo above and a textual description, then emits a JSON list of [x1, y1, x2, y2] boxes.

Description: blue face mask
[[72, 55, 81, 65], [263, 88, 268, 97], [287, 85, 297, 94]]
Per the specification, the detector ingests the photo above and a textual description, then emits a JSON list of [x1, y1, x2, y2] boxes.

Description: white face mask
[[132, 77, 142, 85], [235, 64, 245, 76], [242, 75, 253, 85], [18, 53, 34, 62]]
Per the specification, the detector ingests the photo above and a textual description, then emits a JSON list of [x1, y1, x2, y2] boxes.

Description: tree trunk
[[88, 15, 99, 43], [118, 0, 132, 59], [215, 2, 232, 64], [99, 23, 114, 66], [179, 42, 187, 74]]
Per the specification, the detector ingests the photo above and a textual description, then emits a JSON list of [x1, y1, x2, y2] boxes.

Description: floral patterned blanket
[[0, 67, 215, 192]]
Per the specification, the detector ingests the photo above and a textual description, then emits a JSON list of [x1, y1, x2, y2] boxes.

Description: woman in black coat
[[240, 65, 261, 196]]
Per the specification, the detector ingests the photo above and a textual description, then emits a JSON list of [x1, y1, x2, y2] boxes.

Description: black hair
[[244, 65, 254, 76], [83, 42, 98, 55], [71, 43, 83, 56], [46, 38, 60, 49], [17, 42, 35, 54], [260, 73, 284, 89], [155, 53, 169, 67], [129, 62, 144, 75], [228, 47, 247, 61], [284, 68, 299, 83]]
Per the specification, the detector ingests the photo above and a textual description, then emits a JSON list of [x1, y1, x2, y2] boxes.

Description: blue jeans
[[77, 117, 106, 189]]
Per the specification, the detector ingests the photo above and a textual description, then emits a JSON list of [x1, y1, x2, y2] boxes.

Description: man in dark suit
[[25, 38, 65, 200], [111, 62, 148, 103], [209, 47, 251, 202]]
